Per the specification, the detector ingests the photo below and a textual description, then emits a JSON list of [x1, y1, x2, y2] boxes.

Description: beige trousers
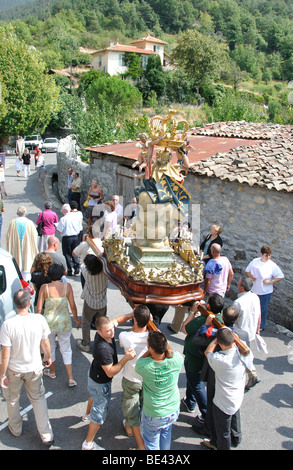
[[171, 305, 192, 333], [3, 368, 53, 442]]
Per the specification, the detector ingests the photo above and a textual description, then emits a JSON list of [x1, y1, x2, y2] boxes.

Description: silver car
[[42, 137, 59, 153]]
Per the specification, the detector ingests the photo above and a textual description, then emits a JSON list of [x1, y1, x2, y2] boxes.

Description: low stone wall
[[184, 172, 293, 330]]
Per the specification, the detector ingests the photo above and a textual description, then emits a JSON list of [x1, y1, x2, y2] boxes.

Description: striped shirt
[[80, 265, 108, 309]]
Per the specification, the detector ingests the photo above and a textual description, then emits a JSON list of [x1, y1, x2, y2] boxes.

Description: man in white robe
[[6, 206, 38, 281]]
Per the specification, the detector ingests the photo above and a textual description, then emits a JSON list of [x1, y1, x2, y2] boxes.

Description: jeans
[[87, 375, 112, 425], [258, 293, 272, 329], [184, 359, 207, 418], [141, 409, 179, 450]]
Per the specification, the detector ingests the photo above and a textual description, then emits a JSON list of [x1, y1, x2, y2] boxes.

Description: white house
[[90, 33, 170, 76]]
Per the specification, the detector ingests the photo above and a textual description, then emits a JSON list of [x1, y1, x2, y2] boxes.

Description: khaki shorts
[[122, 376, 143, 428]]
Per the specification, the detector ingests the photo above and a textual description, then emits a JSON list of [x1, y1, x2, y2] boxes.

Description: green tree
[[86, 75, 142, 113], [124, 52, 143, 81], [172, 29, 228, 92], [0, 25, 60, 148], [144, 55, 166, 98]]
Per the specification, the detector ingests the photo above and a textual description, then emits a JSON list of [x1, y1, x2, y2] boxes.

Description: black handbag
[[36, 212, 44, 236]]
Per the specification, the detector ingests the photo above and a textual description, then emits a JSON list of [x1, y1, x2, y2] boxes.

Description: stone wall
[[56, 152, 136, 210], [184, 172, 293, 330]]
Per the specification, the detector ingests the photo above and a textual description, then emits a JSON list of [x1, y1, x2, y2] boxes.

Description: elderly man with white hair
[[6, 206, 38, 281], [56, 203, 82, 276]]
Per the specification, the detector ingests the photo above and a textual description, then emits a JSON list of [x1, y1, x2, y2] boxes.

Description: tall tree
[[0, 24, 60, 148], [172, 29, 228, 92]]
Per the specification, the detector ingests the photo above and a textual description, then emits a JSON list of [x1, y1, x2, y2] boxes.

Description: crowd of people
[[0, 160, 285, 451]]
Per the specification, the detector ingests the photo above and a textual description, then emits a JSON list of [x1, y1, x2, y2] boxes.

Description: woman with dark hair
[[77, 254, 108, 352], [36, 264, 81, 386], [30, 252, 52, 307]]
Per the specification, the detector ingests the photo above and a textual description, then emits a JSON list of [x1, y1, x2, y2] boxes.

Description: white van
[[0, 248, 26, 327]]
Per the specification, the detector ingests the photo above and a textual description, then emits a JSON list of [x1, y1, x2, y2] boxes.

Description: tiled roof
[[130, 34, 168, 45], [92, 44, 158, 55], [190, 121, 293, 193], [87, 121, 293, 193]]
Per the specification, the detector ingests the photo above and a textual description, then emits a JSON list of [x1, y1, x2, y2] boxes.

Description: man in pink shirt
[[36, 201, 59, 252], [203, 244, 234, 298]]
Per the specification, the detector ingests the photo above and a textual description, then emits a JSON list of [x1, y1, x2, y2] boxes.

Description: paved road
[[0, 153, 292, 452]]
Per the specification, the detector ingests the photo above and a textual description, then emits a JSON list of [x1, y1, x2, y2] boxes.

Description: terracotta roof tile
[[87, 121, 293, 193]]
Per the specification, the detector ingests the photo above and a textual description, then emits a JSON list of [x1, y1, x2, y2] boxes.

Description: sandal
[[69, 379, 77, 387], [44, 369, 56, 379]]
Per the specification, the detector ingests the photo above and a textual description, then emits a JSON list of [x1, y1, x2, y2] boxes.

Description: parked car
[[0, 248, 35, 327], [24, 134, 43, 150], [42, 137, 59, 153]]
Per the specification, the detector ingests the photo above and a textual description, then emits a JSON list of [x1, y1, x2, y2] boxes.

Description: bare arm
[[112, 311, 134, 327], [0, 346, 10, 388], [41, 338, 52, 367], [204, 338, 218, 357], [245, 271, 256, 282], [226, 268, 234, 291], [66, 284, 82, 327], [102, 349, 136, 378], [203, 278, 211, 297], [35, 284, 46, 313]]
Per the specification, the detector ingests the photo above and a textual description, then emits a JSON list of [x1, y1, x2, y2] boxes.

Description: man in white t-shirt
[[119, 304, 150, 450], [233, 276, 261, 389], [56, 203, 83, 275], [205, 328, 247, 450], [245, 245, 284, 330], [0, 289, 54, 446]]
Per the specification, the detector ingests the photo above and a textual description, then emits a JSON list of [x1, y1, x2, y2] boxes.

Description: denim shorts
[[87, 375, 112, 425]]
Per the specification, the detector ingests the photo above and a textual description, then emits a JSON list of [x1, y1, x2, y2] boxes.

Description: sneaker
[[191, 423, 210, 438], [201, 439, 217, 450], [77, 340, 90, 353], [42, 436, 55, 447], [82, 440, 105, 450], [81, 413, 90, 422], [194, 414, 204, 425], [245, 376, 261, 391], [181, 397, 195, 413]]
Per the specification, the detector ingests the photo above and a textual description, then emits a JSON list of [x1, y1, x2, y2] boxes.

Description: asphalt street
[[0, 152, 292, 452]]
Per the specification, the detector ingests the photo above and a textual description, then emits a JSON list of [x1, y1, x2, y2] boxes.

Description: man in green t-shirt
[[135, 330, 183, 450]]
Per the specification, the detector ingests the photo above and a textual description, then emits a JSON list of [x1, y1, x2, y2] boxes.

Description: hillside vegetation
[[0, 0, 292, 152]]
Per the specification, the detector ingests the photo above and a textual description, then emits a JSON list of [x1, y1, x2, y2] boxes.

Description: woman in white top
[[245, 245, 284, 330]]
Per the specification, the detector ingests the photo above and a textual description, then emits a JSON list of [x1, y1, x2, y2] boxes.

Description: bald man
[[203, 243, 234, 298], [31, 236, 67, 276]]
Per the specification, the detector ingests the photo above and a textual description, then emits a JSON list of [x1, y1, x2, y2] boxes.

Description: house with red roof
[[90, 33, 171, 76]]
